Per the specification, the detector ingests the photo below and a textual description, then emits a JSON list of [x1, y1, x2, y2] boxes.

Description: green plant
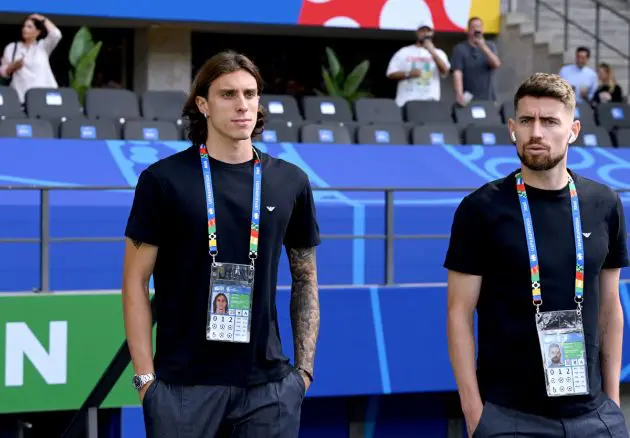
[[68, 27, 102, 104], [316, 47, 372, 102]]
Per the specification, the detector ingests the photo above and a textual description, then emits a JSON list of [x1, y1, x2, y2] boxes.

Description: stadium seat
[[85, 88, 141, 124], [302, 96, 353, 123], [614, 128, 630, 147], [25, 88, 83, 122], [259, 120, 299, 143], [596, 103, 630, 130], [141, 90, 188, 123], [463, 125, 511, 146], [300, 123, 352, 144], [573, 127, 612, 147], [404, 101, 453, 125], [411, 125, 460, 145], [60, 119, 119, 140], [260, 95, 302, 122], [454, 101, 502, 126], [356, 124, 408, 145], [574, 103, 596, 128], [354, 98, 402, 124], [0, 118, 54, 138], [0, 86, 24, 120], [123, 120, 179, 141], [501, 100, 515, 124]]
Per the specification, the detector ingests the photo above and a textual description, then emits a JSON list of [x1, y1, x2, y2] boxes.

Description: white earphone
[[510, 131, 576, 143]]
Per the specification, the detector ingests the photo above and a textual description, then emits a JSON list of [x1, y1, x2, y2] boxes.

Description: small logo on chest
[[266, 206, 276, 212], [582, 232, 591, 238]]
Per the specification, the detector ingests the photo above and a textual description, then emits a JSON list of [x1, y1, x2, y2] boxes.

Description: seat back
[[25, 88, 83, 121], [356, 124, 408, 145], [354, 98, 402, 124], [411, 125, 461, 145], [85, 88, 140, 122], [60, 119, 119, 140], [123, 120, 180, 141], [0, 118, 55, 138], [141, 90, 188, 121], [300, 123, 352, 144], [302, 96, 353, 123]]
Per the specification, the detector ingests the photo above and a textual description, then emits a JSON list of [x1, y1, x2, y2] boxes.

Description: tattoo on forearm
[[131, 239, 143, 249], [289, 247, 319, 377]]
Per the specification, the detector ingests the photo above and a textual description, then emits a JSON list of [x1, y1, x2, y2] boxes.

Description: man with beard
[[445, 73, 629, 437], [386, 18, 450, 107]]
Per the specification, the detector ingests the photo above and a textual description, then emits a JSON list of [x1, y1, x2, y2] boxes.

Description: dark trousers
[[142, 369, 306, 438], [474, 399, 629, 438]]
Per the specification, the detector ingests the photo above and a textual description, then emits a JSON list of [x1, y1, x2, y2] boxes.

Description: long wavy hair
[[182, 50, 265, 146]]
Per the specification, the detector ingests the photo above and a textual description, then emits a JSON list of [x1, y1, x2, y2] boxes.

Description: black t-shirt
[[444, 169, 628, 418], [125, 145, 320, 387]]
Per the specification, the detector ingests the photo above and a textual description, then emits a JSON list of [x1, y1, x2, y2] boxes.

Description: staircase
[[511, 0, 630, 97]]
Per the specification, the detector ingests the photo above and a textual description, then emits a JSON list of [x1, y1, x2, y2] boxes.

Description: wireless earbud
[[511, 132, 516, 142], [568, 132, 576, 143]]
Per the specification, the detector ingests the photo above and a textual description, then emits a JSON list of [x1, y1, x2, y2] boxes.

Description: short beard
[[517, 144, 567, 171]]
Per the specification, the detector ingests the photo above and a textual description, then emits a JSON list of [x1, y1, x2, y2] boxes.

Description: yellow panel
[[469, 0, 501, 33]]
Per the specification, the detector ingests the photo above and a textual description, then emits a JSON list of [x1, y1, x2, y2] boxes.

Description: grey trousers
[[142, 369, 306, 438], [473, 399, 629, 438]]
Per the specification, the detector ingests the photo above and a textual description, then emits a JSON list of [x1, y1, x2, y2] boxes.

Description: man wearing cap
[[386, 20, 450, 107]]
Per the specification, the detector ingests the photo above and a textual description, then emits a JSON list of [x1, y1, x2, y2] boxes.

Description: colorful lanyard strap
[[200, 145, 262, 266], [515, 171, 585, 312]]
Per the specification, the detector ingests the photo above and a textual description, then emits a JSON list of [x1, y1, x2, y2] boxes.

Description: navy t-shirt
[[444, 169, 628, 417], [125, 145, 320, 386]]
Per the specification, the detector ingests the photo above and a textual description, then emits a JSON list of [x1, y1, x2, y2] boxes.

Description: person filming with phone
[[451, 17, 501, 106], [386, 19, 450, 107]]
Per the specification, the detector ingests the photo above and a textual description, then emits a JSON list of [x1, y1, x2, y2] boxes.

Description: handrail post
[[385, 190, 394, 285], [564, 0, 569, 52], [40, 189, 50, 293], [595, 3, 601, 66]]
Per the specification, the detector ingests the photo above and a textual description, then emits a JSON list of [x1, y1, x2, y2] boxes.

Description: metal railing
[[0, 185, 477, 291], [508, 0, 630, 90]]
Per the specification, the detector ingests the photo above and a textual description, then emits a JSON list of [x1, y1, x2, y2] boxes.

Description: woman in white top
[[0, 14, 62, 103]]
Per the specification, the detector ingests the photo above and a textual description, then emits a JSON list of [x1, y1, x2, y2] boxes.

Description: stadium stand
[[300, 122, 352, 144], [0, 88, 628, 147], [0, 86, 25, 120]]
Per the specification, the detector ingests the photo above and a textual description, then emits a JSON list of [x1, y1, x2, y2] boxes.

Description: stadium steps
[[514, 0, 630, 98]]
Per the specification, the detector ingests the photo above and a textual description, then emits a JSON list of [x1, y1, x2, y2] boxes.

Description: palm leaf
[[342, 60, 370, 97]]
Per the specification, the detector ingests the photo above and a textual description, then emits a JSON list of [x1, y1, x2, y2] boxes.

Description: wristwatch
[[132, 373, 156, 391], [296, 367, 314, 384]]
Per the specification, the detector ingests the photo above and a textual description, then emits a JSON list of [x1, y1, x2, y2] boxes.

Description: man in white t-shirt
[[386, 20, 450, 107]]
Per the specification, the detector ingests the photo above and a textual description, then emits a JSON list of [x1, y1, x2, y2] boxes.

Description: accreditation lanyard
[[199, 145, 262, 266], [515, 171, 585, 312]]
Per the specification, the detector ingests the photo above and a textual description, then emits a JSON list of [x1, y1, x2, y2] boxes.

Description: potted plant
[[68, 27, 102, 104], [317, 47, 372, 102]]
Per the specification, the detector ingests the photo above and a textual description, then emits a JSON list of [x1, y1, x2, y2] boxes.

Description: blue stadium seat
[[0, 118, 55, 138], [574, 103, 596, 128], [123, 120, 179, 141], [85, 88, 141, 124], [463, 125, 510, 146], [411, 125, 460, 145], [302, 96, 353, 123], [141, 90, 188, 124], [614, 128, 630, 147], [0, 86, 24, 120], [404, 101, 453, 125], [300, 123, 352, 144], [356, 124, 408, 145], [574, 127, 612, 147], [354, 98, 402, 124], [454, 101, 502, 126], [60, 119, 119, 140], [596, 103, 630, 130], [260, 95, 302, 123], [259, 120, 299, 143], [25, 88, 83, 122]]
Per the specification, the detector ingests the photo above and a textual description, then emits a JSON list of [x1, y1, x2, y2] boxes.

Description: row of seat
[[0, 86, 187, 125], [1, 116, 628, 147], [3, 86, 630, 133], [262, 121, 630, 147], [0, 118, 184, 141]]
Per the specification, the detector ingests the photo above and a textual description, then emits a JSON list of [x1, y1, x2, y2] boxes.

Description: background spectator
[[591, 62, 623, 105], [558, 46, 598, 104], [0, 14, 62, 103], [451, 17, 501, 106]]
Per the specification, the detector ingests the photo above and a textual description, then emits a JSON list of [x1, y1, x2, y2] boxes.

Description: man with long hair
[[446, 73, 628, 437], [122, 50, 320, 438]]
